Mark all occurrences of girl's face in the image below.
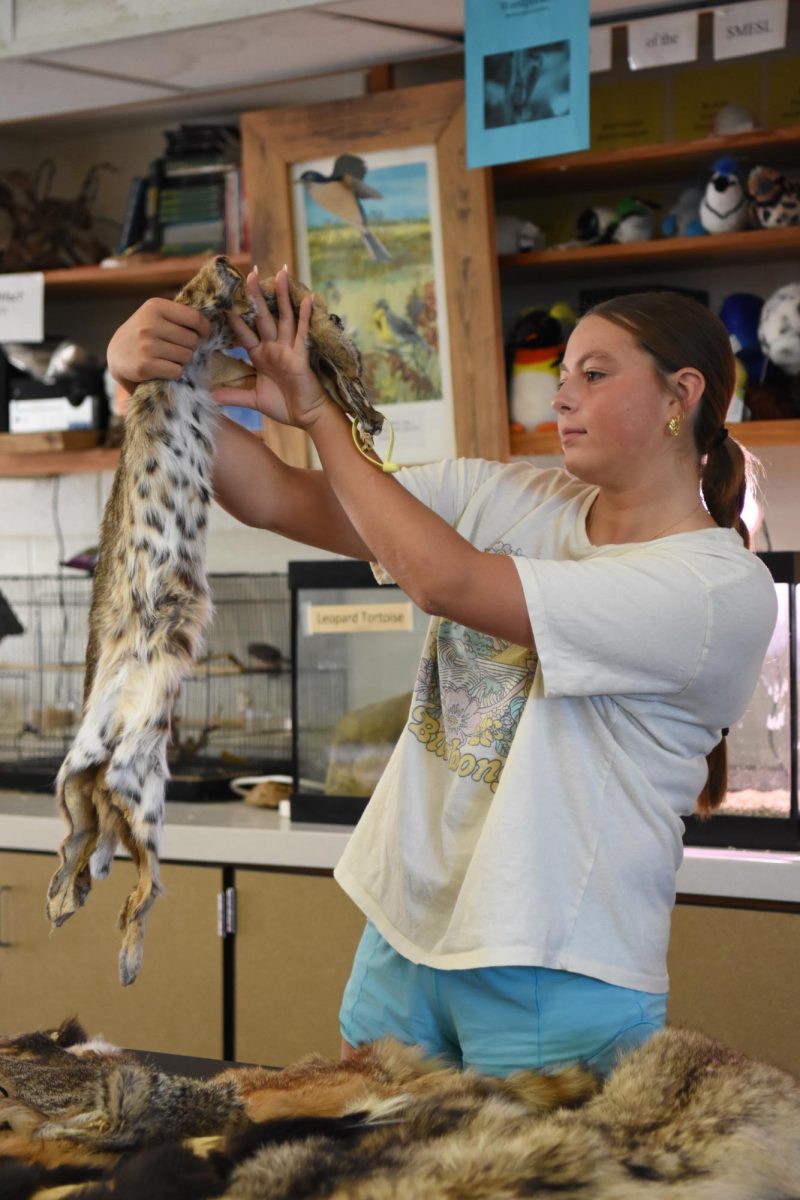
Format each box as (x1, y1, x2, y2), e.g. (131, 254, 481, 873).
(554, 315, 685, 485)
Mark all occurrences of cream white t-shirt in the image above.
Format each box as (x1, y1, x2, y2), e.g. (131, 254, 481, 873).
(333, 459, 778, 993)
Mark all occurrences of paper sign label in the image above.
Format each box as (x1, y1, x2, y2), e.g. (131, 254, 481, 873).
(627, 12, 698, 70)
(590, 25, 612, 73)
(713, 0, 787, 60)
(0, 272, 44, 342)
(306, 603, 414, 635)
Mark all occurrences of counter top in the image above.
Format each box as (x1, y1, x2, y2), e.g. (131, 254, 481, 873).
(1, 791, 799, 903)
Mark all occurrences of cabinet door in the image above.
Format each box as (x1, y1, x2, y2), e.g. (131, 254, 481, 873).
(667, 902, 800, 1079)
(235, 868, 364, 1066)
(0, 850, 224, 1058)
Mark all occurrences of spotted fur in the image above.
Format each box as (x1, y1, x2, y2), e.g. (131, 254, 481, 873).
(47, 256, 380, 986)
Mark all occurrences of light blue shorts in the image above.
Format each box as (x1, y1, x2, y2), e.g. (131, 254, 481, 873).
(340, 921, 667, 1078)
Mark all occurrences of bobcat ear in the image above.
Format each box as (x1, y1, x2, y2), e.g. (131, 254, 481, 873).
(213, 255, 247, 311)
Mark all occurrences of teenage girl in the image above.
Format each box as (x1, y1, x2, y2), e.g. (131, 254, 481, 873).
(107, 275, 776, 1077)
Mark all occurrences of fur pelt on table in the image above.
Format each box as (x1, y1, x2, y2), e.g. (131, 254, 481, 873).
(0, 1017, 798, 1199)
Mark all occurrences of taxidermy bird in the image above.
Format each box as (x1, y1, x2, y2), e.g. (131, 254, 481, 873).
(747, 165, 800, 228)
(700, 157, 749, 234)
(47, 256, 382, 987)
(297, 153, 391, 263)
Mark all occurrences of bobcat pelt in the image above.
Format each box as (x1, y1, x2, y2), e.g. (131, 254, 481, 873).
(47, 255, 380, 986)
(1, 1021, 798, 1199)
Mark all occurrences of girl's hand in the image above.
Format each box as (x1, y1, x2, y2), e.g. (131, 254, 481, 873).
(216, 266, 330, 430)
(107, 297, 211, 394)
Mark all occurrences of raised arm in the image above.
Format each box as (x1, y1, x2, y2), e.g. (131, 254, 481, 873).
(106, 295, 371, 559)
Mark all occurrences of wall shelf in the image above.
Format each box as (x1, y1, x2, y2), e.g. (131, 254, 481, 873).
(0, 446, 120, 477)
(499, 225, 800, 281)
(511, 420, 800, 457)
(37, 252, 253, 296)
(493, 125, 800, 197)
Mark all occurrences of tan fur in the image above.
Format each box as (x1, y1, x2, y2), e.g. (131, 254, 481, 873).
(46, 258, 381, 985)
(1, 1020, 798, 1198)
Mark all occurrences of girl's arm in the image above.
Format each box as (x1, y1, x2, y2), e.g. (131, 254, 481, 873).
(229, 268, 533, 649)
(106, 295, 371, 558)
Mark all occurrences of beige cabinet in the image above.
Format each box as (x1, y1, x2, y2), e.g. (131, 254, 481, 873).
(234, 867, 364, 1067)
(0, 850, 224, 1058)
(668, 901, 800, 1079)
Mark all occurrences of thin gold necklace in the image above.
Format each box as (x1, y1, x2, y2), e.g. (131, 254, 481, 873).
(590, 500, 704, 544)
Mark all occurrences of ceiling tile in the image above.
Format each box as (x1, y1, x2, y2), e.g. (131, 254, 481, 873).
(0, 58, 176, 121)
(37, 9, 456, 91)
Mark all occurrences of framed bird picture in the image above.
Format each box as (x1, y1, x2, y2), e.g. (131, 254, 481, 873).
(241, 80, 508, 468)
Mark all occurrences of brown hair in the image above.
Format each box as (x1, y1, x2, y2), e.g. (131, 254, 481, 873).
(585, 291, 758, 818)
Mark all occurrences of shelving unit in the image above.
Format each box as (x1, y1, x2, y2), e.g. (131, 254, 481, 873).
(511, 418, 800, 458)
(40, 252, 253, 296)
(0, 252, 255, 477)
(496, 123, 800, 459)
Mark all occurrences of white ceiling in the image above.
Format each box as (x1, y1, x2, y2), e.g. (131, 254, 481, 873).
(0, 0, 718, 127)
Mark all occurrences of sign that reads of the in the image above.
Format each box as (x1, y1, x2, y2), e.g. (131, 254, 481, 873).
(0, 272, 44, 343)
(306, 602, 415, 635)
(713, 0, 787, 61)
(627, 11, 698, 70)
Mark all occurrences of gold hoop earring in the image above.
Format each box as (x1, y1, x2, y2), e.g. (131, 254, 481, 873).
(667, 415, 681, 438)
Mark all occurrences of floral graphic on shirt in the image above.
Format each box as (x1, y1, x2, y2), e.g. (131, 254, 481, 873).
(407, 543, 537, 792)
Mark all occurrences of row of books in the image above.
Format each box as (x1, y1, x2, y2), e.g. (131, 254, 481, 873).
(116, 124, 248, 258)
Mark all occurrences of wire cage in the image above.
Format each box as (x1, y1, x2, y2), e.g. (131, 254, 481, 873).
(0, 573, 292, 799)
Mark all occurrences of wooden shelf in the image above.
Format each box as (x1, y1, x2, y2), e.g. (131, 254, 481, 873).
(499, 224, 800, 280)
(0, 445, 120, 477)
(493, 124, 800, 197)
(511, 420, 800, 457)
(38, 252, 253, 296)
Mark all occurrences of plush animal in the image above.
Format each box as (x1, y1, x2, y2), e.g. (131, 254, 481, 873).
(662, 186, 706, 238)
(700, 157, 749, 234)
(47, 257, 381, 986)
(494, 214, 544, 254)
(506, 307, 564, 431)
(747, 165, 800, 228)
(758, 281, 800, 375)
(610, 196, 659, 243)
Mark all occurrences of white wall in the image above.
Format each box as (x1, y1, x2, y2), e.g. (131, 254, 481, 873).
(0, 469, 335, 579)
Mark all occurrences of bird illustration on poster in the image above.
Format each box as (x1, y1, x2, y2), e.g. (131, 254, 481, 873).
(297, 154, 391, 262)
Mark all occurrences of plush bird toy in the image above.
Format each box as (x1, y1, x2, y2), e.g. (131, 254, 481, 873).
(610, 197, 660, 243)
(662, 187, 706, 238)
(747, 165, 800, 228)
(297, 153, 390, 263)
(700, 158, 749, 234)
(759, 282, 800, 376)
(506, 307, 565, 432)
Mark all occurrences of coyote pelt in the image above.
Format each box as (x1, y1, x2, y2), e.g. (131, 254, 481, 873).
(46, 255, 380, 986)
(1, 1021, 798, 1198)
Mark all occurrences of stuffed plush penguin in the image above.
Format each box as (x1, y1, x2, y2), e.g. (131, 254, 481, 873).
(747, 166, 800, 229)
(700, 157, 749, 234)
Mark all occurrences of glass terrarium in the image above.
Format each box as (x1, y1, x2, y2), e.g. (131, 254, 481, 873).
(684, 551, 798, 850)
(288, 560, 428, 824)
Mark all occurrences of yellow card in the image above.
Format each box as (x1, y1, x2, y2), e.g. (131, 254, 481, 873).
(307, 602, 414, 634)
(672, 61, 761, 141)
(765, 55, 800, 127)
(590, 78, 665, 150)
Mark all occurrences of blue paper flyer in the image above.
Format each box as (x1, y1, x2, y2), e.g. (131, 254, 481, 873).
(465, 0, 590, 168)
